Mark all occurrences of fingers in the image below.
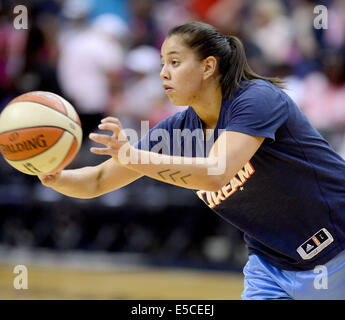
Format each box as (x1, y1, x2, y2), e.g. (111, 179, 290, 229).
(89, 133, 124, 148)
(100, 117, 123, 130)
(89, 117, 129, 159)
(89, 132, 112, 145)
(38, 171, 61, 186)
(38, 173, 57, 181)
(89, 117, 127, 145)
(98, 122, 121, 135)
(40, 175, 54, 184)
(101, 117, 121, 124)
(89, 147, 114, 155)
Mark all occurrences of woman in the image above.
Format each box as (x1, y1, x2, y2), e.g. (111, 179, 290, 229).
(39, 22, 345, 299)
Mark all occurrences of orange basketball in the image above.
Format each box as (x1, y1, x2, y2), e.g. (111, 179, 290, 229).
(0, 91, 83, 175)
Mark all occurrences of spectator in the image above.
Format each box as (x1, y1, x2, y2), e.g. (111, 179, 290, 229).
(323, 0, 345, 50)
(127, 0, 163, 48)
(188, 0, 245, 35)
(300, 51, 345, 132)
(57, 13, 128, 139)
(246, 0, 294, 66)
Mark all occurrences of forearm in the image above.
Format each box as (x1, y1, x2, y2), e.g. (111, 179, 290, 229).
(46, 158, 143, 198)
(123, 148, 225, 191)
(49, 166, 101, 199)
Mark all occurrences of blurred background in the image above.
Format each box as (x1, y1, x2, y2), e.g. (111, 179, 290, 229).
(0, 0, 344, 299)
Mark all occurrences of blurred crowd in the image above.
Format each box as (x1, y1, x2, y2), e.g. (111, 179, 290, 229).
(0, 0, 345, 270)
(1, 0, 345, 143)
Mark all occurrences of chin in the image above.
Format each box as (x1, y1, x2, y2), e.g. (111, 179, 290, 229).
(168, 95, 189, 107)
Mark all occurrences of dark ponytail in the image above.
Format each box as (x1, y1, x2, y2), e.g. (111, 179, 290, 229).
(168, 21, 285, 99)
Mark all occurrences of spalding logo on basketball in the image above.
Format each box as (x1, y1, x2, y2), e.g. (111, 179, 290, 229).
(0, 91, 83, 175)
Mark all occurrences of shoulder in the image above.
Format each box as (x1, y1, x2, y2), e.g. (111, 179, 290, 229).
(234, 79, 284, 103)
(226, 79, 289, 116)
(222, 79, 289, 139)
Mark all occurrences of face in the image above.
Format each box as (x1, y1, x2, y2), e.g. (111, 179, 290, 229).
(160, 35, 205, 106)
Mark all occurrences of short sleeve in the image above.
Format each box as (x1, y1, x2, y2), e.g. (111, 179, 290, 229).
(225, 83, 289, 142)
(134, 117, 172, 153)
(134, 110, 189, 155)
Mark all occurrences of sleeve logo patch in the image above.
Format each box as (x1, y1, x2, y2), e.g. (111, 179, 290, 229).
(297, 228, 334, 260)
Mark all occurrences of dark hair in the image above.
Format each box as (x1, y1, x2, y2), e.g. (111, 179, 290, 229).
(167, 21, 285, 98)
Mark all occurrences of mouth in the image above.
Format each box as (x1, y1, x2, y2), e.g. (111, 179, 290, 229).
(163, 84, 174, 93)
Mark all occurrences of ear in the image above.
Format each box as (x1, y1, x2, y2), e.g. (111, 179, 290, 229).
(202, 56, 218, 80)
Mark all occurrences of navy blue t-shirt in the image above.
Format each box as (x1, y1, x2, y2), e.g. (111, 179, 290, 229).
(135, 79, 345, 271)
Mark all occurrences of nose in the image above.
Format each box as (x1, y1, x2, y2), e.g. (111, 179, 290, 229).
(160, 65, 170, 80)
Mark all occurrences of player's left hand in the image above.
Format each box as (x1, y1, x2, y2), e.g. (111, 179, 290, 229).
(89, 117, 132, 164)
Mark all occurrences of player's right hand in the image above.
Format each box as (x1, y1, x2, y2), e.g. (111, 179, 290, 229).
(38, 171, 62, 187)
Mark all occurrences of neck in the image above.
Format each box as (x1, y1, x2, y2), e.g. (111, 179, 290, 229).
(191, 85, 223, 129)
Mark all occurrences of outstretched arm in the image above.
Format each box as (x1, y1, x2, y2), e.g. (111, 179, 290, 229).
(38, 158, 143, 199)
(89, 117, 264, 192)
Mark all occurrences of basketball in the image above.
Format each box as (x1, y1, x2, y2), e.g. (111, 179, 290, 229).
(0, 91, 83, 175)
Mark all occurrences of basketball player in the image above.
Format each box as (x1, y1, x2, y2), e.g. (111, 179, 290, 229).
(39, 22, 345, 299)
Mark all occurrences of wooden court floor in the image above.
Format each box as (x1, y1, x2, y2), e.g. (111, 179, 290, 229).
(0, 264, 244, 300)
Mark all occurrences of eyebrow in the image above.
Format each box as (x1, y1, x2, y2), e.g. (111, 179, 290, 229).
(160, 51, 180, 58)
